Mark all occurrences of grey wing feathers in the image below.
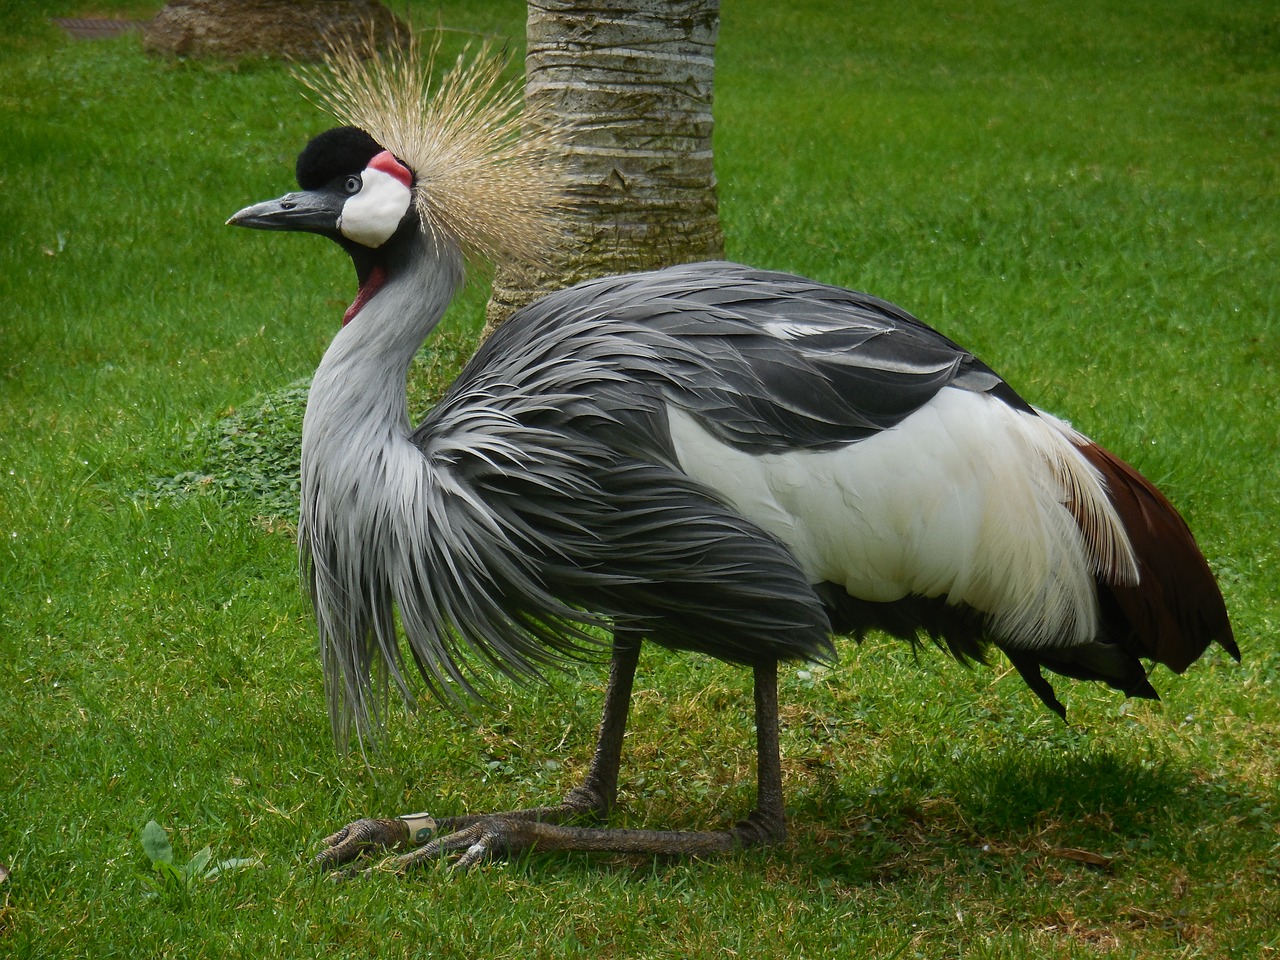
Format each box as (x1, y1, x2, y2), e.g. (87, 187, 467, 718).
(406, 386, 835, 687)
(485, 261, 1018, 453)
(393, 261, 1018, 694)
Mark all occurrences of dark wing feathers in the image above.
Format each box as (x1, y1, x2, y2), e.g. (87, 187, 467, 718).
(476, 457, 837, 666)
(482, 261, 1011, 454)
(411, 382, 835, 674)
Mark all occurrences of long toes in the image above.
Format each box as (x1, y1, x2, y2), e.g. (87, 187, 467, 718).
(385, 823, 498, 873)
(451, 840, 491, 871)
(314, 817, 410, 870)
(440, 823, 512, 871)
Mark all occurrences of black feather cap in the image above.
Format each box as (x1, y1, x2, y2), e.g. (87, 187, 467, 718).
(295, 126, 385, 191)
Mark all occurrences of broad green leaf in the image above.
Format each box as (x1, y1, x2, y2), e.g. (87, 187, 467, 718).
(140, 821, 173, 866)
(153, 860, 185, 886)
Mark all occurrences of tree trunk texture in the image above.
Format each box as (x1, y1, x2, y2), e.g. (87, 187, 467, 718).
(485, 0, 724, 331)
(144, 0, 402, 59)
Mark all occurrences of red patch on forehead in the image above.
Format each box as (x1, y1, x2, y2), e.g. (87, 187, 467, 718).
(368, 150, 412, 188)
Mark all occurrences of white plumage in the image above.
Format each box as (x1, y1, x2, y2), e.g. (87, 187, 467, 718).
(668, 386, 1134, 651)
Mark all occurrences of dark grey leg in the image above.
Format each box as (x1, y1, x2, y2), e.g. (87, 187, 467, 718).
(380, 657, 787, 870)
(316, 632, 642, 869)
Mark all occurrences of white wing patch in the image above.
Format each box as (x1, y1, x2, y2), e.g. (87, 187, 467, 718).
(667, 387, 1136, 650)
(761, 319, 828, 340)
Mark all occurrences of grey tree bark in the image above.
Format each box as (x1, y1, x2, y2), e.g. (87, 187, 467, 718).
(485, 0, 724, 330)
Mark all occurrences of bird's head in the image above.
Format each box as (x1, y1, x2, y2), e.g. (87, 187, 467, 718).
(229, 126, 418, 313)
(229, 126, 414, 250)
(226, 35, 566, 324)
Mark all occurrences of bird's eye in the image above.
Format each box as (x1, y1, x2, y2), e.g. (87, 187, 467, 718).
(344, 175, 362, 195)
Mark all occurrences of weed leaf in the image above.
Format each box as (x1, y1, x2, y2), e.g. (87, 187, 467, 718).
(153, 860, 185, 886)
(140, 820, 174, 866)
(184, 846, 213, 883)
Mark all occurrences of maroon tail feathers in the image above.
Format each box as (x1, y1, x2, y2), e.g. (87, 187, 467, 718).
(1005, 439, 1236, 717)
(1075, 441, 1238, 672)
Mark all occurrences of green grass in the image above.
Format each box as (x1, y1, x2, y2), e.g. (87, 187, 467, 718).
(2, 1, 1276, 957)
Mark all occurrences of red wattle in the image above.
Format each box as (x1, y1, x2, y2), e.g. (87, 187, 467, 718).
(368, 150, 413, 188)
(343, 265, 388, 326)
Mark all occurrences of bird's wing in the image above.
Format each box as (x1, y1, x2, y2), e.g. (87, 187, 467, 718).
(399, 261, 1020, 680)
(401, 262, 1232, 719)
(481, 260, 1029, 454)
(406, 370, 836, 682)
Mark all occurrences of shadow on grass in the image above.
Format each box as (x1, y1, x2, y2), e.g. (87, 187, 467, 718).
(789, 743, 1258, 887)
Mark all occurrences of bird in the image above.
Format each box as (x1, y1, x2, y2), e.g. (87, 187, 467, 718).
(228, 40, 1237, 871)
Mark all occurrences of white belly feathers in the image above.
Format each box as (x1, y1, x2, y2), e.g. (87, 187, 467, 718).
(667, 387, 1137, 650)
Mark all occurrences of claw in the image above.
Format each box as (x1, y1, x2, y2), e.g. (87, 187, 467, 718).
(314, 817, 410, 870)
(381, 817, 531, 872)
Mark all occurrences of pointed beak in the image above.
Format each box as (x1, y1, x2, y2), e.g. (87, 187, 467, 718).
(227, 189, 343, 233)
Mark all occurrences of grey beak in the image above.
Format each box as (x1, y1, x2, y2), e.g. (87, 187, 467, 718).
(227, 190, 343, 233)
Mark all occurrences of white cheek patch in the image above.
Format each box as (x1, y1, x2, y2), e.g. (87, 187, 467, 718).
(339, 153, 413, 248)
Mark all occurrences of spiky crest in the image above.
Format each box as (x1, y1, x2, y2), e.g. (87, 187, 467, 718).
(297, 31, 567, 265)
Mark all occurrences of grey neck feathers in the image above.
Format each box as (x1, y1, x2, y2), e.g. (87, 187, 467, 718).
(298, 233, 464, 742)
(305, 235, 463, 451)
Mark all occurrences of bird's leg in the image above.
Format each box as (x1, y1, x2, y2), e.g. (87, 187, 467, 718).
(315, 632, 641, 870)
(738, 655, 788, 845)
(417, 629, 642, 830)
(382, 658, 787, 871)
(553, 627, 641, 819)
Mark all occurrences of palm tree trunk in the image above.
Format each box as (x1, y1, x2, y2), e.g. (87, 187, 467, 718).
(486, 0, 724, 330)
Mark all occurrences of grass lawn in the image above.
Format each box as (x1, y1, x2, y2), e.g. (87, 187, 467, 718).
(2, 0, 1276, 956)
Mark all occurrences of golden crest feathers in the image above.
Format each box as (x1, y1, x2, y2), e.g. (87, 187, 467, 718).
(297, 32, 566, 266)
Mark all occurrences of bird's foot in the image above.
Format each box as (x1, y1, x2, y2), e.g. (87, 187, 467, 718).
(315, 782, 785, 874)
(314, 815, 416, 871)
(388, 816, 565, 872)
(730, 805, 787, 848)
(314, 787, 611, 873)
(365, 807, 785, 873)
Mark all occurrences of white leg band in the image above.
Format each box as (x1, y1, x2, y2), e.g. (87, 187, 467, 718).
(399, 813, 438, 846)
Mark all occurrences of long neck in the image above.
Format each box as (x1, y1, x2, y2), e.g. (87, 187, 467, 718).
(304, 232, 463, 451)
(297, 231, 464, 741)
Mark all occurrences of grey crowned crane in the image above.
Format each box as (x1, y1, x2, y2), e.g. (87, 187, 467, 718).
(228, 44, 1237, 871)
